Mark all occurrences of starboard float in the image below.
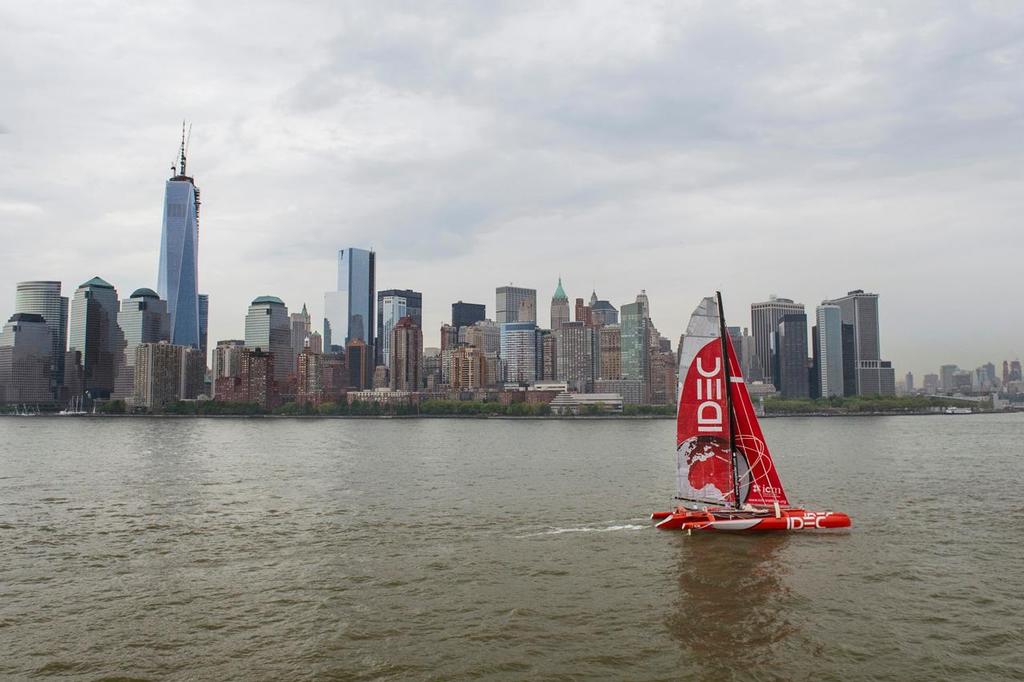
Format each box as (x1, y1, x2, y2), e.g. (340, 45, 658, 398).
(651, 293, 851, 532)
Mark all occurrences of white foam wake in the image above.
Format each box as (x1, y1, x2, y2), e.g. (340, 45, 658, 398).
(517, 523, 646, 537)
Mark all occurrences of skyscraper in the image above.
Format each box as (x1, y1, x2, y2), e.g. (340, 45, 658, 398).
(496, 286, 536, 325)
(774, 313, 809, 399)
(750, 296, 805, 386)
(14, 280, 68, 400)
(452, 301, 486, 330)
(290, 303, 312, 368)
(465, 320, 500, 355)
(377, 289, 421, 366)
(132, 342, 182, 410)
(815, 304, 844, 398)
(158, 126, 201, 349)
(599, 324, 622, 380)
(556, 321, 597, 392)
(390, 316, 423, 391)
(68, 277, 124, 400)
(500, 321, 540, 384)
(211, 339, 245, 398)
(590, 294, 618, 327)
(574, 298, 593, 327)
(346, 338, 371, 390)
(550, 278, 570, 330)
(113, 288, 170, 399)
(620, 302, 650, 400)
(244, 296, 291, 382)
(825, 290, 894, 396)
(324, 248, 375, 352)
(198, 293, 209, 360)
(0, 313, 53, 404)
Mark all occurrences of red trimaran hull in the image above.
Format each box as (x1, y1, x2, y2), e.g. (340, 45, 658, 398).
(653, 292, 851, 533)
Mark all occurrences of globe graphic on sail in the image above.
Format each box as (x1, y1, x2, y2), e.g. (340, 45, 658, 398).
(680, 436, 733, 500)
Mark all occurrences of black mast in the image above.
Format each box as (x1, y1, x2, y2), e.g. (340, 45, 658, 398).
(716, 291, 741, 509)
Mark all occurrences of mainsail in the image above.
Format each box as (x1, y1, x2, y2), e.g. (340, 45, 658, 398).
(675, 294, 789, 508)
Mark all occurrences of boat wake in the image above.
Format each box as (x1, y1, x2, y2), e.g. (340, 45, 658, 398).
(517, 522, 646, 537)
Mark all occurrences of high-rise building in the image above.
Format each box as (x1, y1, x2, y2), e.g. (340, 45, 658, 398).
(0, 313, 53, 404)
(556, 321, 597, 392)
(939, 364, 959, 391)
(591, 296, 618, 327)
(500, 321, 540, 384)
(751, 296, 805, 386)
(239, 347, 277, 409)
(496, 286, 536, 325)
(158, 128, 201, 349)
(923, 373, 939, 394)
(377, 290, 421, 367)
(650, 351, 677, 406)
(211, 339, 245, 398)
(290, 303, 312, 369)
(244, 296, 291, 382)
(450, 345, 487, 391)
(599, 324, 622, 380)
(773, 313, 809, 399)
(113, 288, 170, 399)
(550, 278, 570, 331)
(198, 293, 209, 361)
(296, 344, 324, 405)
(540, 330, 557, 381)
(1011, 360, 1023, 382)
(904, 372, 914, 394)
(841, 323, 856, 396)
(635, 290, 650, 319)
(68, 277, 124, 400)
(574, 298, 593, 327)
(389, 316, 423, 391)
(825, 289, 894, 396)
(133, 342, 182, 410)
(440, 324, 459, 353)
(346, 338, 371, 390)
(620, 302, 650, 401)
(815, 305, 844, 398)
(14, 281, 68, 400)
(324, 248, 375, 352)
(452, 301, 486, 330)
(465, 320, 500, 355)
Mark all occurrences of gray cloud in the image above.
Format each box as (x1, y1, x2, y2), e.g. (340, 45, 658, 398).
(1, 1, 1022, 378)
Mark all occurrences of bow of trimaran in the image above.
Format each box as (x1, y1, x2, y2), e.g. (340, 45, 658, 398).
(651, 292, 851, 532)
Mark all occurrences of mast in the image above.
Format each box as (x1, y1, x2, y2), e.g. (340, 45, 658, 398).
(716, 291, 741, 509)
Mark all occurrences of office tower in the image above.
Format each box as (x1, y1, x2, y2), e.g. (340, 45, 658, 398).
(211, 339, 245, 397)
(750, 296, 805, 386)
(181, 346, 206, 399)
(0, 313, 53, 404)
(635, 290, 650, 319)
(825, 289, 894, 396)
(590, 295, 618, 327)
(841, 323, 856, 396)
(450, 345, 486, 391)
(389, 316, 423, 390)
(289, 303, 311, 368)
(296, 343, 324, 405)
(939, 364, 959, 391)
(923, 373, 939, 394)
(465, 320, 500, 355)
(574, 298, 593, 327)
(496, 286, 536, 325)
(377, 291, 412, 367)
(500, 321, 540, 384)
(239, 348, 277, 409)
(133, 342, 183, 409)
(815, 305, 844, 398)
(452, 301, 486, 330)
(198, 294, 209, 360)
(14, 281, 68, 399)
(346, 338, 371, 390)
(773, 313, 809, 399)
(650, 351, 678, 406)
(440, 324, 459, 353)
(620, 302, 650, 401)
(556, 321, 597, 392)
(599, 324, 622, 380)
(113, 288, 170, 399)
(324, 248, 375, 352)
(244, 296, 291, 381)
(68, 277, 124, 400)
(550, 278, 570, 331)
(518, 298, 536, 324)
(307, 331, 323, 354)
(158, 127, 201, 349)
(540, 330, 557, 381)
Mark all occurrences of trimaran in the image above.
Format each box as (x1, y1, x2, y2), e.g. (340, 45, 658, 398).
(652, 292, 852, 532)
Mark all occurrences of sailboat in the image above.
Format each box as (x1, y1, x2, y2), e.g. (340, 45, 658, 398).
(651, 293, 851, 532)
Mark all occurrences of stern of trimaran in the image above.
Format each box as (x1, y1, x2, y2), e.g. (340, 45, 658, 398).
(651, 293, 851, 532)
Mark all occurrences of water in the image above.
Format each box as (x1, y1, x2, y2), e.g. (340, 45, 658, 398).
(1, 414, 1022, 680)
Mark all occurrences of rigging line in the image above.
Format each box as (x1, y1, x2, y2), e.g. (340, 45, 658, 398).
(716, 291, 741, 509)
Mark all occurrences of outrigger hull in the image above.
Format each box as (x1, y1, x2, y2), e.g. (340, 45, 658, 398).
(651, 508, 851, 532)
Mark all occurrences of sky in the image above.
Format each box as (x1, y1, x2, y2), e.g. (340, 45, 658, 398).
(1, 1, 1022, 379)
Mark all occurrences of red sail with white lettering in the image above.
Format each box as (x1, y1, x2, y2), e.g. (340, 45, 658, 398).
(723, 333, 790, 507)
(675, 297, 735, 506)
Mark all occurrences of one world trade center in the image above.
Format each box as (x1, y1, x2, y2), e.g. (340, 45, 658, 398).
(158, 125, 201, 349)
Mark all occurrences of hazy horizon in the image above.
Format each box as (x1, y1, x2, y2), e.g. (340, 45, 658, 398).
(2, 2, 1022, 380)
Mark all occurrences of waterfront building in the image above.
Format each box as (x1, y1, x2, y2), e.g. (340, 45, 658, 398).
(423, 348, 443, 389)
(198, 294, 209, 360)
(133, 342, 182, 410)
(549, 392, 624, 415)
(113, 288, 170, 399)
(824, 290, 894, 396)
(244, 296, 291, 381)
(841, 323, 857, 396)
(296, 343, 324, 405)
(556, 321, 597, 392)
(373, 365, 390, 389)
(158, 129, 202, 349)
(181, 346, 206, 399)
(377, 289, 422, 365)
(389, 316, 423, 391)
(593, 379, 645, 405)
(324, 248, 375, 352)
(550, 278, 570, 331)
(346, 338, 371, 390)
(450, 345, 487, 391)
(620, 302, 650, 401)
(452, 301, 486, 330)
(500, 321, 540, 384)
(773, 313, 809, 399)
(750, 296, 805, 386)
(211, 340, 245, 397)
(14, 281, 68, 399)
(0, 313, 53, 404)
(496, 286, 536, 325)
(540, 330, 557, 381)
(599, 324, 622, 380)
(815, 305, 844, 398)
(68, 276, 124, 400)
(240, 348, 277, 409)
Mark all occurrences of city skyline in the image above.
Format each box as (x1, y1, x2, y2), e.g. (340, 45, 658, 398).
(2, 4, 1023, 380)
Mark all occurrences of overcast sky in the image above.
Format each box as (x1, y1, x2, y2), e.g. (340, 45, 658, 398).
(1, 1, 1022, 379)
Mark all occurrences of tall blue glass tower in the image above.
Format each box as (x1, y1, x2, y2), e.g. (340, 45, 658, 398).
(324, 248, 375, 354)
(158, 125, 201, 349)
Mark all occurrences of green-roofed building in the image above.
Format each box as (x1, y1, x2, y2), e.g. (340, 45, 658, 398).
(68, 276, 125, 400)
(245, 296, 291, 382)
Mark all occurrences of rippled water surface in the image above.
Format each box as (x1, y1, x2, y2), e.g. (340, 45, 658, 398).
(1, 414, 1023, 680)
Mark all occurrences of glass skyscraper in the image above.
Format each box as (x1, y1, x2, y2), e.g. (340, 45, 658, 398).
(244, 296, 292, 382)
(68, 276, 124, 400)
(324, 248, 375, 353)
(158, 133, 201, 349)
(0, 313, 53, 404)
(113, 288, 170, 399)
(500, 321, 540, 385)
(815, 304, 844, 398)
(14, 280, 68, 400)
(377, 289, 421, 366)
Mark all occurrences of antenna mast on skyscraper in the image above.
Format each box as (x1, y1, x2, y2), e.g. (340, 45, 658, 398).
(178, 119, 189, 176)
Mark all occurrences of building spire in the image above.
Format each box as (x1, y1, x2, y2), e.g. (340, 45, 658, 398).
(178, 120, 191, 176)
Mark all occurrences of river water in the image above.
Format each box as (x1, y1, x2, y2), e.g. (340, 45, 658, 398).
(1, 414, 1022, 680)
